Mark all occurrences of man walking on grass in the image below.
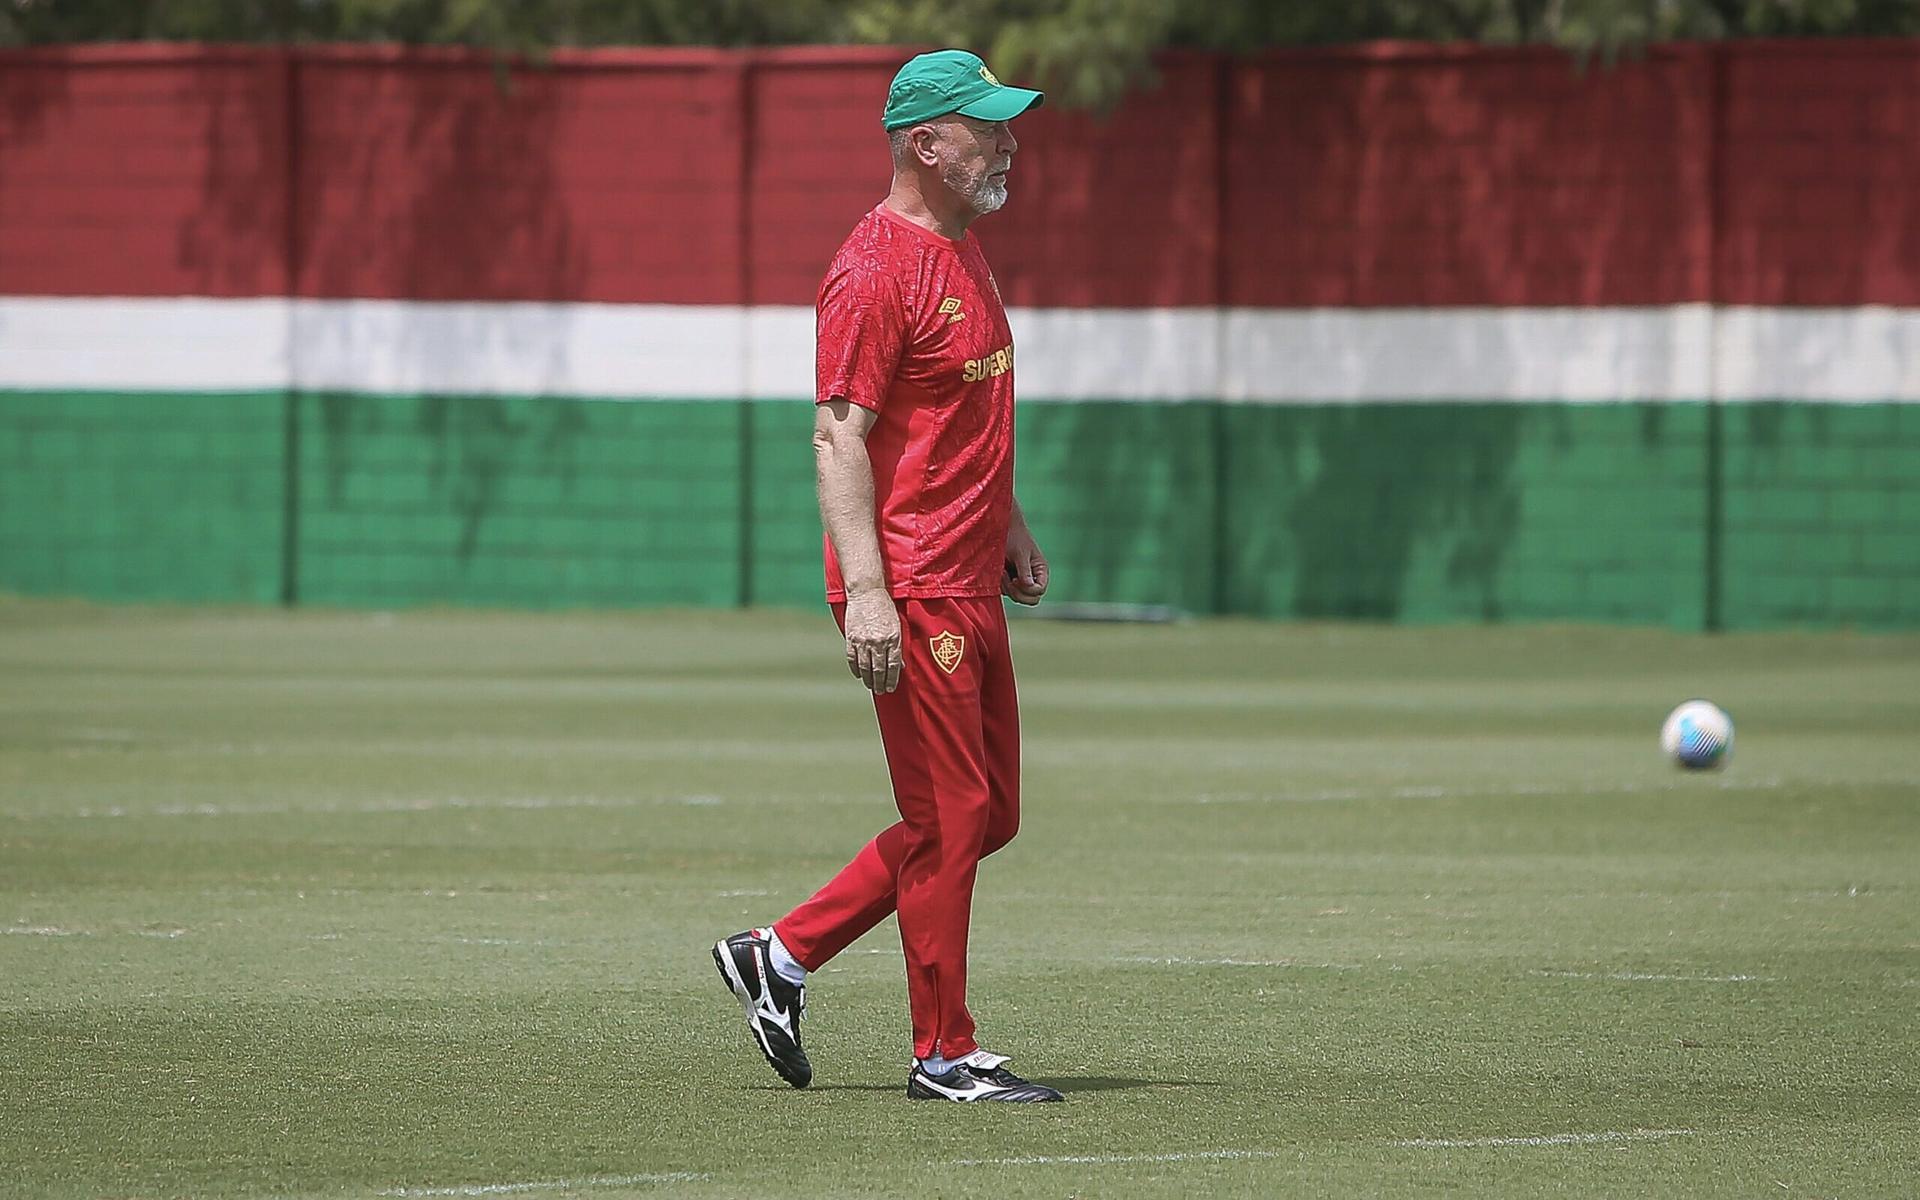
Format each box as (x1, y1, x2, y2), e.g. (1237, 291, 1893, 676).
(713, 49, 1059, 1103)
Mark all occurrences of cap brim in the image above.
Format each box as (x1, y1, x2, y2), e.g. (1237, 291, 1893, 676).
(956, 87, 1044, 123)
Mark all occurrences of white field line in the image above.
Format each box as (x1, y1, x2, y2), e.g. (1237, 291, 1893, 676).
(20, 773, 1918, 822)
(1392, 1128, 1695, 1149)
(6, 926, 187, 939)
(30, 794, 725, 820)
(379, 1172, 707, 1197)
(4, 927, 1774, 983)
(378, 1135, 1696, 1190)
(1536, 970, 1776, 983)
(40, 736, 868, 765)
(1182, 777, 1796, 805)
(1124, 958, 1769, 982)
(953, 1134, 1693, 1168)
(13, 927, 544, 945)
(1120, 955, 1376, 971)
(306, 933, 557, 947)
(951, 1150, 1280, 1167)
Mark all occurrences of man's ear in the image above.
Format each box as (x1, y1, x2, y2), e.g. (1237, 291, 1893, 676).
(909, 125, 941, 167)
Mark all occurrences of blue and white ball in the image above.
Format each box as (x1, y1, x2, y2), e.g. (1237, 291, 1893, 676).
(1661, 700, 1734, 770)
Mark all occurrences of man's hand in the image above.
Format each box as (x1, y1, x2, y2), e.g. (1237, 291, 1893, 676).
(844, 588, 904, 693)
(1003, 523, 1049, 607)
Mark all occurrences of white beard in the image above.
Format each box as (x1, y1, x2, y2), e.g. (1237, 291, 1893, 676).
(972, 176, 1009, 214)
(944, 157, 1010, 216)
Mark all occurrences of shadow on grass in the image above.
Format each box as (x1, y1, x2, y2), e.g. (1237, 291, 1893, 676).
(1035, 1077, 1222, 1093)
(757, 1077, 1221, 1094)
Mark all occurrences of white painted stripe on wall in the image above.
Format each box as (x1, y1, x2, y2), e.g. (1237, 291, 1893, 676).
(0, 296, 291, 391)
(1012, 308, 1225, 400)
(3, 296, 1918, 402)
(1220, 305, 1717, 402)
(1716, 305, 1920, 402)
(746, 304, 812, 401)
(292, 299, 749, 398)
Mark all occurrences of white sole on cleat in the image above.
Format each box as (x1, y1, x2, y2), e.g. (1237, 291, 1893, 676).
(906, 1069, 1063, 1103)
(908, 1072, 991, 1101)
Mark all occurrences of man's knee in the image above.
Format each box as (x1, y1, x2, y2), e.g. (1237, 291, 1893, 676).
(980, 807, 1019, 857)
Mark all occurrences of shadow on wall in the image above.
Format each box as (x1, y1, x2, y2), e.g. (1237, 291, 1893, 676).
(301, 57, 592, 571)
(1205, 53, 1698, 619)
(178, 56, 289, 294)
(1719, 45, 1920, 311)
(1216, 311, 1537, 620)
(0, 59, 66, 371)
(983, 64, 1219, 613)
(315, 392, 586, 563)
(0, 54, 70, 242)
(416, 394, 587, 561)
(1273, 405, 1524, 620)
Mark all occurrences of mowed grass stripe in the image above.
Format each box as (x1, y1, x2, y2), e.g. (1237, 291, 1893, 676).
(1, 600, 1916, 1199)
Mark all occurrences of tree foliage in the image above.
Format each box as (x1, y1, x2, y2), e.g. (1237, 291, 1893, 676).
(4, 0, 1915, 106)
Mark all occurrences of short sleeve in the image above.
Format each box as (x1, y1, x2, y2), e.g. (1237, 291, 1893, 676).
(816, 263, 906, 413)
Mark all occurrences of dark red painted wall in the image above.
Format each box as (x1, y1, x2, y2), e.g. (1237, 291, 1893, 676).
(292, 51, 749, 303)
(1717, 41, 1920, 306)
(1224, 48, 1716, 307)
(0, 48, 292, 297)
(1, 41, 1915, 307)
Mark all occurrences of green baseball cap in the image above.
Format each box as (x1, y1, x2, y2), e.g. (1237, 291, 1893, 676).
(881, 49, 1044, 131)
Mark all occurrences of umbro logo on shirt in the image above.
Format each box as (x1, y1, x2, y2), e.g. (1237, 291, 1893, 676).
(938, 296, 966, 324)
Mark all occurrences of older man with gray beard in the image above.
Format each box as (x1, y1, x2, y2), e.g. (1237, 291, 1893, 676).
(713, 50, 1061, 1103)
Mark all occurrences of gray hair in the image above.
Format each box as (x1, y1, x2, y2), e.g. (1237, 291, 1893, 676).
(888, 127, 913, 167)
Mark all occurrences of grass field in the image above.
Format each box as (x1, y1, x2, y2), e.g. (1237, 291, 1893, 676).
(2, 598, 1917, 1198)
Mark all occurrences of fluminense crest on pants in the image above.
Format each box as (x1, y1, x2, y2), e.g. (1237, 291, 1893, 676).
(930, 631, 965, 674)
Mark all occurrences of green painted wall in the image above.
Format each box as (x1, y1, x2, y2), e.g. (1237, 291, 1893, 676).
(1721, 403, 1920, 629)
(0, 392, 285, 604)
(1, 391, 1915, 628)
(296, 393, 743, 609)
(1212, 404, 1711, 627)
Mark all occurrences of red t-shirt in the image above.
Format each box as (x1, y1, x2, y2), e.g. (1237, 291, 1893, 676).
(816, 204, 1016, 601)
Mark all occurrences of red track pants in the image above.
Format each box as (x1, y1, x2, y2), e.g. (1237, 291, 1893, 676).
(773, 595, 1020, 1062)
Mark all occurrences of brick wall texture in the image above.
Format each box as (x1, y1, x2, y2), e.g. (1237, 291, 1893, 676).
(1, 42, 1917, 628)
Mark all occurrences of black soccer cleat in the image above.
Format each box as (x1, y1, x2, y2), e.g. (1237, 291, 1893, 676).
(906, 1053, 1063, 1103)
(712, 928, 811, 1088)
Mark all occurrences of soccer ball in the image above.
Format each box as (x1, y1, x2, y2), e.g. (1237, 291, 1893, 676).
(1661, 700, 1733, 770)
